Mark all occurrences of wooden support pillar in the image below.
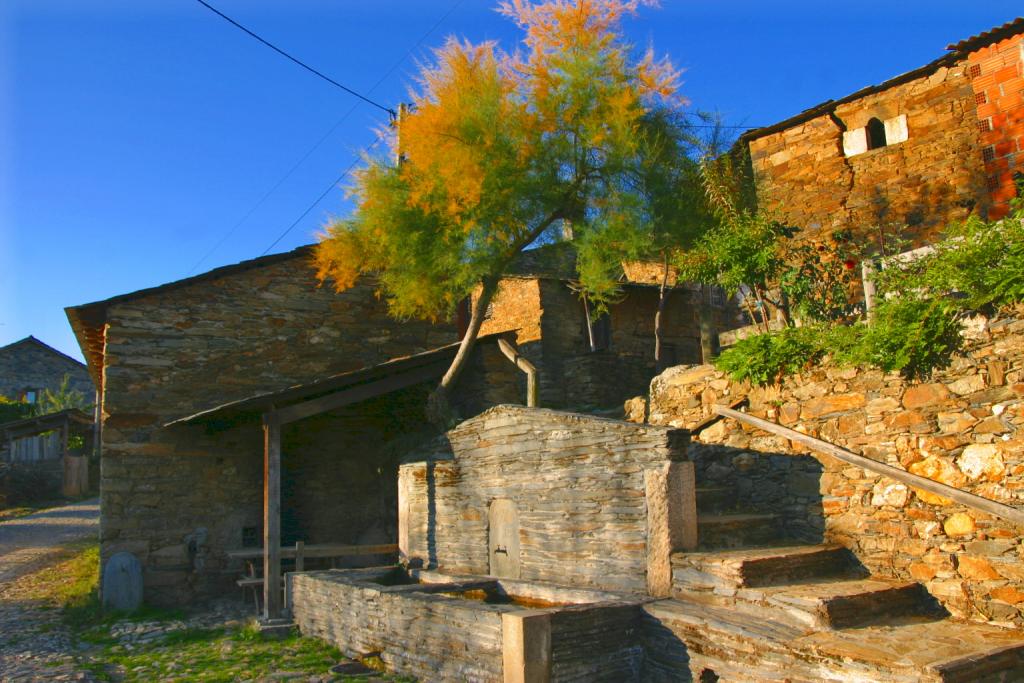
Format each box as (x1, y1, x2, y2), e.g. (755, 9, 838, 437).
(263, 411, 282, 620)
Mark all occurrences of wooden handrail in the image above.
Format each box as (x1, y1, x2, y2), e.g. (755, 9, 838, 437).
(714, 405, 1024, 526)
(497, 338, 538, 408)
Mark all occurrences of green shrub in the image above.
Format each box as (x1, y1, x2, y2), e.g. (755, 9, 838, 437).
(874, 205, 1024, 312)
(829, 298, 963, 380)
(0, 396, 32, 424)
(715, 326, 826, 386)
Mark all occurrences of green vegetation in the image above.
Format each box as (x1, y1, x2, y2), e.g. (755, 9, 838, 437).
(715, 326, 826, 386)
(0, 395, 32, 423)
(34, 373, 92, 416)
(87, 628, 355, 683)
(315, 0, 688, 420)
(19, 542, 402, 681)
(706, 198, 1024, 386)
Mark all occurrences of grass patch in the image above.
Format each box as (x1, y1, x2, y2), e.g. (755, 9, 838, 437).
(16, 542, 412, 681)
(97, 627, 356, 683)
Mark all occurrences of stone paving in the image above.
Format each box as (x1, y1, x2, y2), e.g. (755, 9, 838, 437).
(0, 499, 101, 682)
(0, 499, 99, 584)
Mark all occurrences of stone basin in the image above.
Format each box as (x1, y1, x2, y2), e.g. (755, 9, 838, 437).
(288, 566, 648, 682)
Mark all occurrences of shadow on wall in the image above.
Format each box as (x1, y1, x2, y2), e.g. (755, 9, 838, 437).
(689, 442, 826, 546)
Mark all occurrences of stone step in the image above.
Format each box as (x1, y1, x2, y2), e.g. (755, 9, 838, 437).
(696, 513, 781, 549)
(642, 598, 1024, 682)
(672, 544, 858, 590)
(745, 578, 939, 630)
(695, 486, 735, 514)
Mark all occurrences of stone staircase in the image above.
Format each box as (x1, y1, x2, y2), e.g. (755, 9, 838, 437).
(641, 481, 1024, 681)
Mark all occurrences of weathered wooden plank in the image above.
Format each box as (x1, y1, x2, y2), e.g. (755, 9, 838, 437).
(275, 362, 448, 424)
(227, 543, 398, 562)
(263, 411, 282, 620)
(715, 405, 1024, 526)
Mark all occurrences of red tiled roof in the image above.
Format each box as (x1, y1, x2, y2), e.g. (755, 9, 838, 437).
(947, 17, 1024, 52)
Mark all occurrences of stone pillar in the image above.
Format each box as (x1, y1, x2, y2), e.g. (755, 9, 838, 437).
(645, 460, 697, 598)
(502, 610, 551, 683)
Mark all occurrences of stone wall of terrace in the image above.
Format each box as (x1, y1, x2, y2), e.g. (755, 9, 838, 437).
(639, 307, 1024, 626)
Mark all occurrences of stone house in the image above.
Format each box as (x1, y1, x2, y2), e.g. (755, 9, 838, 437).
(741, 17, 1024, 250)
(479, 242, 738, 410)
(0, 335, 94, 405)
(67, 242, 731, 606)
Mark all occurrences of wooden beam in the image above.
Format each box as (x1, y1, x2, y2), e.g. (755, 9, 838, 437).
(276, 362, 448, 425)
(497, 338, 538, 408)
(715, 406, 1024, 526)
(262, 411, 282, 620)
(689, 398, 748, 435)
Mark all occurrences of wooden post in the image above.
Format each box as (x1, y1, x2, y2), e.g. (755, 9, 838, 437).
(294, 541, 304, 573)
(862, 259, 877, 320)
(262, 411, 282, 620)
(497, 338, 538, 408)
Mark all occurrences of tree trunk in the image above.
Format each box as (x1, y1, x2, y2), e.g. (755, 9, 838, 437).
(426, 275, 501, 425)
(654, 252, 670, 372)
(699, 285, 716, 364)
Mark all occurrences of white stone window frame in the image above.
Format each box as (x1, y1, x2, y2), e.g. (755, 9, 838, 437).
(842, 114, 908, 157)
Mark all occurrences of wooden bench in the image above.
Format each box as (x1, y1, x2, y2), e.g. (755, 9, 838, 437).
(230, 542, 399, 611)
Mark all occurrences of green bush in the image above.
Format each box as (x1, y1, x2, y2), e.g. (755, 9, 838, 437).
(829, 298, 963, 381)
(715, 326, 826, 385)
(0, 396, 32, 424)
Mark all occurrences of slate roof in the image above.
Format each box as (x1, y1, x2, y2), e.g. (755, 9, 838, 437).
(0, 336, 86, 369)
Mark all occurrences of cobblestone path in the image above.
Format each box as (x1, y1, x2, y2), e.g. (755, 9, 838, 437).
(0, 499, 99, 584)
(0, 499, 100, 682)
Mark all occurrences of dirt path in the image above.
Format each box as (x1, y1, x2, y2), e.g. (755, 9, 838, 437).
(0, 499, 99, 585)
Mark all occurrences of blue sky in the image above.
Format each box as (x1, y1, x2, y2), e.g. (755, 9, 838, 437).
(1, 1, 1020, 361)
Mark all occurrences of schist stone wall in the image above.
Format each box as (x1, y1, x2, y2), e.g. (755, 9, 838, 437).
(290, 568, 646, 683)
(0, 338, 93, 402)
(399, 406, 694, 595)
(95, 253, 461, 605)
(640, 306, 1024, 626)
(481, 276, 734, 410)
(747, 62, 987, 247)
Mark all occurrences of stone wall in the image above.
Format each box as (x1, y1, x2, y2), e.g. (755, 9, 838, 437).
(96, 253, 462, 605)
(0, 338, 93, 403)
(641, 308, 1024, 626)
(399, 405, 691, 594)
(747, 61, 987, 248)
(290, 568, 646, 683)
(482, 276, 737, 410)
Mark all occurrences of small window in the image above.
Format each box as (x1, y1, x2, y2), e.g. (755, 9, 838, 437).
(866, 117, 887, 150)
(21, 389, 38, 404)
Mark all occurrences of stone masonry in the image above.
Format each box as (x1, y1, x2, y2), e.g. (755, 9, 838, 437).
(67, 248, 460, 605)
(744, 19, 1024, 248)
(639, 305, 1024, 627)
(0, 336, 93, 403)
(399, 406, 693, 594)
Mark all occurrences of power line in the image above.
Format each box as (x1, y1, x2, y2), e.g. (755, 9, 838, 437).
(259, 135, 386, 257)
(188, 0, 466, 273)
(194, 0, 396, 117)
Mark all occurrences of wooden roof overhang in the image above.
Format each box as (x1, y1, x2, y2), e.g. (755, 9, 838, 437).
(0, 408, 93, 441)
(162, 333, 510, 625)
(163, 332, 508, 429)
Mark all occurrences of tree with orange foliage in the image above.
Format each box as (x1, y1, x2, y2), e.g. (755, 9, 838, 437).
(315, 0, 682, 421)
